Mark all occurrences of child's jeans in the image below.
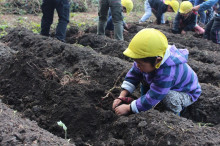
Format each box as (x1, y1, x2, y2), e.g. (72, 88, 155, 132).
(139, 0, 152, 22)
(204, 14, 220, 44)
(162, 90, 194, 113)
(141, 85, 193, 113)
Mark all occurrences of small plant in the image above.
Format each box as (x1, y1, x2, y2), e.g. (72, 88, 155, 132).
(198, 122, 214, 127)
(13, 110, 17, 117)
(30, 21, 41, 34)
(57, 121, 68, 139)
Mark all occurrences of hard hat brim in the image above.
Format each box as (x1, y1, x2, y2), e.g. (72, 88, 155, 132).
(123, 47, 144, 59)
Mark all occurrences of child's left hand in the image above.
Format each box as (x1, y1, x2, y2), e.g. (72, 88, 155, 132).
(181, 30, 186, 35)
(114, 104, 131, 116)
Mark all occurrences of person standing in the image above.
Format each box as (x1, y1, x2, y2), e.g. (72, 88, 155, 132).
(97, 0, 125, 40)
(41, 0, 70, 42)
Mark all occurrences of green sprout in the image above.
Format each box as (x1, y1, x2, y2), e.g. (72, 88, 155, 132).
(57, 121, 67, 139)
(13, 110, 17, 117)
(167, 16, 172, 21)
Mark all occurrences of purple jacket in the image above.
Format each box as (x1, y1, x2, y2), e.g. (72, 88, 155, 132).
(121, 45, 202, 113)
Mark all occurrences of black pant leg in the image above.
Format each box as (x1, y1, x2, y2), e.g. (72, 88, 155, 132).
(55, 0, 70, 42)
(41, 0, 55, 36)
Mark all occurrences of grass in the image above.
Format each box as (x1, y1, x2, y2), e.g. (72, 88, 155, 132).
(0, 10, 176, 38)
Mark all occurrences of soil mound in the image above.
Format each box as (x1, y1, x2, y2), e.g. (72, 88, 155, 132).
(0, 27, 220, 145)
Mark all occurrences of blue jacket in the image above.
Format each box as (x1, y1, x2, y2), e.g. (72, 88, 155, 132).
(199, 0, 220, 12)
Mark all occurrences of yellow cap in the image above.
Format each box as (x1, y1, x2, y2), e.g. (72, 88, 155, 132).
(121, 0, 133, 14)
(123, 28, 168, 68)
(179, 1, 193, 14)
(165, 0, 180, 13)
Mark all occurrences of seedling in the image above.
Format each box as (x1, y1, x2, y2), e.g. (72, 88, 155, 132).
(57, 121, 67, 139)
(198, 122, 214, 127)
(167, 16, 172, 28)
(13, 110, 17, 117)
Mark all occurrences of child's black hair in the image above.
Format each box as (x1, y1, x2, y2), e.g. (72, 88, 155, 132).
(140, 57, 157, 67)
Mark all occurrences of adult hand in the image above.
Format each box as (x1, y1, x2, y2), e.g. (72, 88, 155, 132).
(112, 98, 122, 109)
(115, 104, 131, 116)
(192, 5, 200, 11)
(181, 30, 186, 35)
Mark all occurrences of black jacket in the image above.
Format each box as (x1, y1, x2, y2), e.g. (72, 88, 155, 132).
(172, 12, 197, 33)
(149, 0, 168, 24)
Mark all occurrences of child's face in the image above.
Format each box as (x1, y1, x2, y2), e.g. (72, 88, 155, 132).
(167, 5, 174, 12)
(181, 11, 192, 17)
(134, 59, 156, 73)
(123, 6, 127, 13)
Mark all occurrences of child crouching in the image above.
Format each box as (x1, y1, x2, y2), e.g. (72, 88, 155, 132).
(112, 28, 202, 116)
(172, 1, 204, 35)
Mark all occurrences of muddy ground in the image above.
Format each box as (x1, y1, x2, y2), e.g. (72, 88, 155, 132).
(0, 22, 219, 145)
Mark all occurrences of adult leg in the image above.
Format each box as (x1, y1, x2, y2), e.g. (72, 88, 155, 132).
(110, 0, 123, 40)
(55, 0, 70, 42)
(97, 0, 109, 35)
(210, 14, 220, 44)
(162, 90, 194, 114)
(41, 0, 55, 36)
(139, 0, 152, 22)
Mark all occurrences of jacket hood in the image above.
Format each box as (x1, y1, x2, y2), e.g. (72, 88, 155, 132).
(161, 45, 188, 67)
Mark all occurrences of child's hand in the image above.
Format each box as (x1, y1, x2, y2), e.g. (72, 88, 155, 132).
(112, 98, 122, 109)
(181, 30, 186, 35)
(114, 104, 131, 116)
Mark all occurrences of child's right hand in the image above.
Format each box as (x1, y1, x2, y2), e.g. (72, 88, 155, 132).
(112, 98, 122, 109)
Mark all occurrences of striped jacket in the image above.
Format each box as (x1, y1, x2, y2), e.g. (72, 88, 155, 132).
(121, 45, 202, 113)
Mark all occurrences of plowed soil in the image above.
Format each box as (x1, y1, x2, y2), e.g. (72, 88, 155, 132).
(0, 22, 219, 145)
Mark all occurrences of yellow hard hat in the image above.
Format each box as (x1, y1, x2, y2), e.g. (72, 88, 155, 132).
(123, 28, 168, 68)
(165, 0, 180, 13)
(179, 1, 193, 14)
(121, 0, 133, 14)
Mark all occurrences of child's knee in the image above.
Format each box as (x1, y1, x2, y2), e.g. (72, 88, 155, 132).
(162, 91, 183, 113)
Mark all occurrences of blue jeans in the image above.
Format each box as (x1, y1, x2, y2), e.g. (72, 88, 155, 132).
(139, 0, 165, 24)
(41, 0, 70, 42)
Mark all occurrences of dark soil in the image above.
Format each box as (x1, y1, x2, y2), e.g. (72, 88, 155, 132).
(0, 23, 220, 145)
(0, 99, 74, 145)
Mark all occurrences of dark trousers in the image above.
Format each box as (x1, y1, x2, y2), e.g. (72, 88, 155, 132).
(41, 0, 70, 42)
(204, 14, 220, 44)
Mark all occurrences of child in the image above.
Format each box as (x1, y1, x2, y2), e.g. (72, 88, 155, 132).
(105, 0, 133, 37)
(172, 1, 205, 35)
(193, 0, 220, 44)
(112, 28, 202, 116)
(139, 0, 179, 24)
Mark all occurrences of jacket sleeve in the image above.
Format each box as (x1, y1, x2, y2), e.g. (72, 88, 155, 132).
(172, 13, 181, 33)
(199, 0, 218, 11)
(131, 73, 174, 113)
(184, 14, 197, 31)
(121, 62, 142, 93)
